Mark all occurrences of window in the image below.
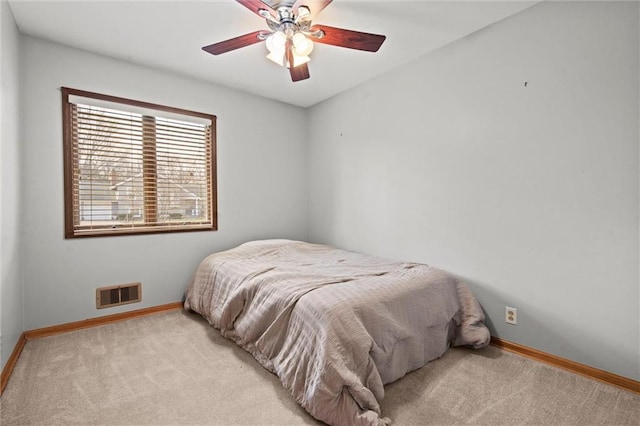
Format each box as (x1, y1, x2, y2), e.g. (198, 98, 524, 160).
(62, 87, 217, 238)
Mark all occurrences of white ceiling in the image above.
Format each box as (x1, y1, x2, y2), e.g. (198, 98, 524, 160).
(8, 0, 537, 108)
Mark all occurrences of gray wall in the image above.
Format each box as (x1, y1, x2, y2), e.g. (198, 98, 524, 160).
(307, 1, 639, 380)
(19, 36, 308, 331)
(1, 0, 24, 369)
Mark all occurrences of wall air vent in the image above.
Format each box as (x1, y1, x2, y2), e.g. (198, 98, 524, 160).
(96, 282, 142, 309)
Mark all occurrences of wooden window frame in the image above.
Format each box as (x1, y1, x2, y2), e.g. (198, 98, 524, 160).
(62, 87, 217, 238)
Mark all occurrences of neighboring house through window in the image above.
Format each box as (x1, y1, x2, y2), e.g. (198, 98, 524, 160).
(62, 87, 217, 238)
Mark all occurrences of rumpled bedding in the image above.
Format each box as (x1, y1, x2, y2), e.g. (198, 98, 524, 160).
(184, 239, 490, 425)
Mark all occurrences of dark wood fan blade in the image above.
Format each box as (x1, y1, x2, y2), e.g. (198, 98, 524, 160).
(236, 0, 273, 17)
(202, 31, 264, 55)
(293, 0, 333, 18)
(285, 39, 310, 82)
(260, 0, 287, 9)
(311, 25, 386, 52)
(290, 62, 310, 82)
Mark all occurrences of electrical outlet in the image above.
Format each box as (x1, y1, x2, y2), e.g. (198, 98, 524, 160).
(506, 307, 517, 325)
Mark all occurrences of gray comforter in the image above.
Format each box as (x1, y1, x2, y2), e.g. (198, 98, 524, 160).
(184, 240, 489, 425)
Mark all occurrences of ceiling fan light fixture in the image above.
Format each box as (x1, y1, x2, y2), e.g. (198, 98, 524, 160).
(266, 30, 313, 69)
(266, 51, 285, 67)
(292, 32, 314, 56)
(266, 50, 310, 69)
(266, 30, 286, 53)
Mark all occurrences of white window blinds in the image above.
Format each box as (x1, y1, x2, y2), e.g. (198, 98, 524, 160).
(62, 87, 217, 238)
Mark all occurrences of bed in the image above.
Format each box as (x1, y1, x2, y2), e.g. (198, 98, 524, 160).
(184, 239, 490, 425)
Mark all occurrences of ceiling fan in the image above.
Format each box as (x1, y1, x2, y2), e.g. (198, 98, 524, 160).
(202, 0, 386, 82)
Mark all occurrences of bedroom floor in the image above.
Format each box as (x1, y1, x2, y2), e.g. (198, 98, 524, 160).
(1, 309, 639, 425)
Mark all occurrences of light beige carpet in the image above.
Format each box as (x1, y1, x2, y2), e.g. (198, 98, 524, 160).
(1, 309, 638, 425)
